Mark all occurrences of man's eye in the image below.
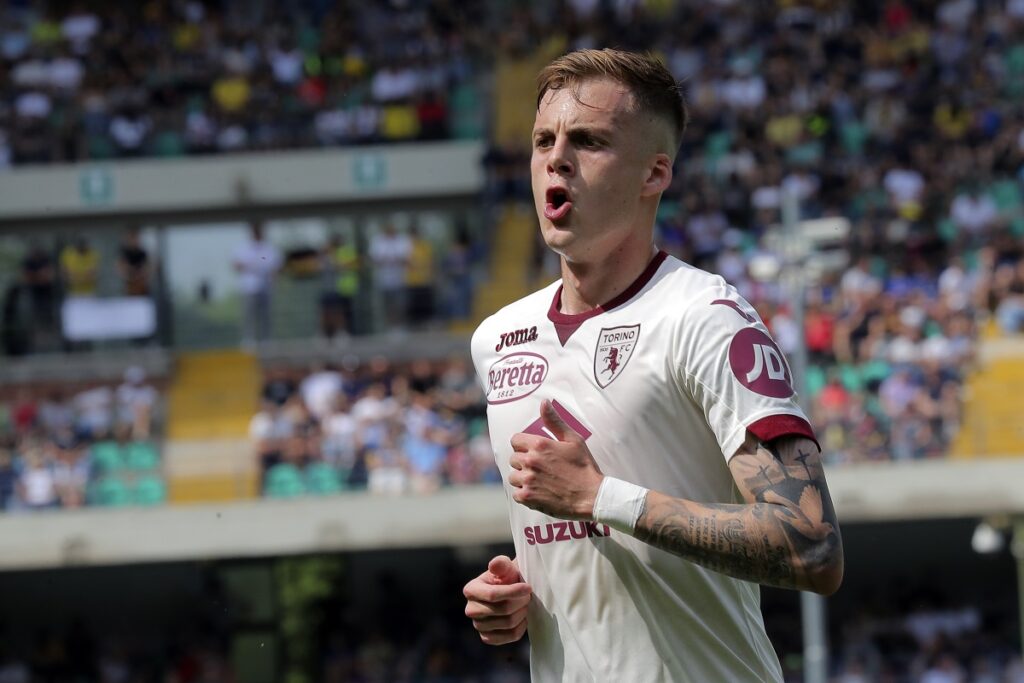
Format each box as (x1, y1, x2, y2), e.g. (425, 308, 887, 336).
(535, 137, 553, 148)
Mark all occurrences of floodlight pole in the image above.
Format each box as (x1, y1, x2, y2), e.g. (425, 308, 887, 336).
(780, 189, 829, 683)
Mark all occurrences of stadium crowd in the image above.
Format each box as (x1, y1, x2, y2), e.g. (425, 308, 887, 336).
(0, 367, 164, 511)
(0, 0, 484, 165)
(251, 355, 494, 497)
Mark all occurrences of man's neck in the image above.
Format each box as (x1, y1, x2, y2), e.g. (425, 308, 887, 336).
(558, 242, 659, 315)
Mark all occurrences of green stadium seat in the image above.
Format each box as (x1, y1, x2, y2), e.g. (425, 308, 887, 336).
(450, 83, 483, 139)
(264, 464, 306, 498)
(839, 364, 864, 392)
(937, 217, 958, 242)
(805, 365, 827, 399)
(133, 475, 167, 506)
(125, 442, 160, 472)
(90, 477, 132, 507)
(86, 135, 116, 160)
(1012, 216, 1024, 237)
(839, 121, 867, 155)
(990, 179, 1022, 214)
(468, 417, 487, 439)
(90, 442, 124, 474)
(860, 360, 891, 387)
(305, 462, 342, 495)
(150, 131, 185, 157)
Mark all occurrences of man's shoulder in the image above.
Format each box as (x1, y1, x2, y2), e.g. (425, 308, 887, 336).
(647, 254, 739, 315)
(470, 280, 560, 359)
(647, 255, 768, 339)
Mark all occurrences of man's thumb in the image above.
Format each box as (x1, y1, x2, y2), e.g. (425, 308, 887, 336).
(540, 399, 574, 441)
(488, 555, 519, 583)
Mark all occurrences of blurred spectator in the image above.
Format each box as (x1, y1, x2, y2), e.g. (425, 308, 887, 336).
(0, 447, 18, 511)
(115, 366, 158, 440)
(368, 224, 411, 331)
(233, 222, 281, 347)
(318, 234, 359, 339)
(117, 229, 151, 297)
(73, 383, 113, 441)
(16, 443, 58, 510)
(405, 225, 436, 329)
(442, 233, 474, 321)
(59, 237, 99, 298)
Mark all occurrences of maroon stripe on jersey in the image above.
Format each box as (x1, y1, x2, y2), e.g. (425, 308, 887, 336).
(747, 414, 821, 452)
(548, 250, 668, 346)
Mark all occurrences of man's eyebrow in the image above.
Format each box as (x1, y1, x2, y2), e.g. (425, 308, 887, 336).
(532, 124, 616, 138)
(566, 124, 614, 137)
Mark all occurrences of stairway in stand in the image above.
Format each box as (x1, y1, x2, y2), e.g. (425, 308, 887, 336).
(950, 334, 1024, 458)
(165, 350, 260, 502)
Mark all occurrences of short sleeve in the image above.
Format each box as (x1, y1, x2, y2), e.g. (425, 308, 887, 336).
(675, 282, 817, 461)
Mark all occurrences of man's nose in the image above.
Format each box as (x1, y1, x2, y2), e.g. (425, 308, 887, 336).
(547, 137, 575, 176)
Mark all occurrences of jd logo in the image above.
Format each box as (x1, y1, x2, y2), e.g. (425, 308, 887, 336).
(746, 343, 787, 383)
(729, 328, 793, 398)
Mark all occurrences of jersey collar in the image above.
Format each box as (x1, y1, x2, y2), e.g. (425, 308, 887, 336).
(548, 250, 668, 346)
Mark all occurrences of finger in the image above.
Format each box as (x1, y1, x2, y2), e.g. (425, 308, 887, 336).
(508, 470, 523, 488)
(510, 433, 531, 453)
(479, 620, 528, 646)
(464, 579, 531, 603)
(471, 605, 530, 633)
(487, 555, 524, 584)
(509, 451, 523, 471)
(465, 592, 532, 620)
(540, 399, 577, 442)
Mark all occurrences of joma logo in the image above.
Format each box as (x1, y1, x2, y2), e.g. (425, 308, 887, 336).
(496, 326, 538, 352)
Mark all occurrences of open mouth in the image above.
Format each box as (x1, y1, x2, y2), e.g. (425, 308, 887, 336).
(544, 187, 573, 222)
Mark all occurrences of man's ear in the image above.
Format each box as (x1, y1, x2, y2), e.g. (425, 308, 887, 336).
(641, 153, 673, 198)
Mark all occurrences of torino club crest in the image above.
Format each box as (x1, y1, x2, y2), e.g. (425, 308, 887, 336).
(594, 324, 640, 388)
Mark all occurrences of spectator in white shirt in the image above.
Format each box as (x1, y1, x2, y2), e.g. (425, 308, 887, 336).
(115, 366, 159, 439)
(233, 222, 282, 347)
(949, 185, 1000, 237)
(368, 224, 412, 330)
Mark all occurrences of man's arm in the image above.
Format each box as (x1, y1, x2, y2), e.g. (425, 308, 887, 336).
(633, 433, 843, 594)
(509, 402, 844, 595)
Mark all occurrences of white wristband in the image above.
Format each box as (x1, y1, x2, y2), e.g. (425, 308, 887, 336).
(592, 477, 649, 535)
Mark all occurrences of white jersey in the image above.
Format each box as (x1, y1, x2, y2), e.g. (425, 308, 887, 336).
(471, 252, 815, 683)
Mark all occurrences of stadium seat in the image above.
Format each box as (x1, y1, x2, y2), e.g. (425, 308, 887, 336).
(89, 477, 132, 507)
(125, 442, 160, 472)
(90, 442, 125, 474)
(937, 217, 958, 242)
(450, 83, 484, 139)
(133, 476, 167, 506)
(805, 365, 827, 399)
(839, 121, 867, 156)
(305, 462, 342, 495)
(839, 364, 864, 392)
(263, 464, 306, 498)
(990, 179, 1022, 215)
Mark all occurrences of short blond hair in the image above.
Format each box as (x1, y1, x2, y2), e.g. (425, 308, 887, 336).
(537, 48, 688, 152)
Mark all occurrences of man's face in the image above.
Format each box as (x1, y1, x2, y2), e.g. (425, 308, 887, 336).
(531, 78, 663, 263)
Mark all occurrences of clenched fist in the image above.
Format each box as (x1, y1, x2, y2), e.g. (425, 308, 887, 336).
(463, 555, 532, 645)
(508, 400, 605, 520)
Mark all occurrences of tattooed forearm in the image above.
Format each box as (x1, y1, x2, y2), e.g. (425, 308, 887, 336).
(633, 434, 843, 594)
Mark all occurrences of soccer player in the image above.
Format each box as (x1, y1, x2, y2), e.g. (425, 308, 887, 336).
(463, 49, 843, 681)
